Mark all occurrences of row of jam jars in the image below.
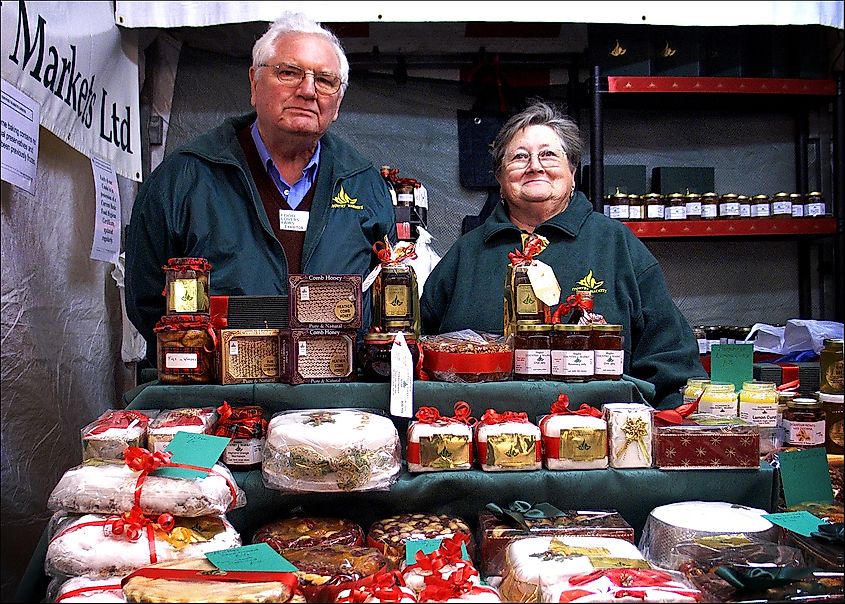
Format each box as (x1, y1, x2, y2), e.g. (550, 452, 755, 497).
(609, 191, 827, 221)
(155, 257, 216, 384)
(513, 321, 624, 381)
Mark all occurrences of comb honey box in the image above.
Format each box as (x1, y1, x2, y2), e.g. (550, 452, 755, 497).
(288, 274, 362, 330)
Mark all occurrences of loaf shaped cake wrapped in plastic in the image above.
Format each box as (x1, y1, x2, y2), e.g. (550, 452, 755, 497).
(475, 409, 542, 472)
(406, 402, 475, 473)
(121, 556, 299, 603)
(262, 409, 401, 492)
(540, 568, 701, 603)
(81, 409, 155, 463)
(47, 448, 245, 517)
(45, 510, 240, 578)
(252, 516, 365, 551)
(47, 575, 126, 603)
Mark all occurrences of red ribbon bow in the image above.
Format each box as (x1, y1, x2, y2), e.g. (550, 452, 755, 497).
(415, 401, 477, 427)
(337, 570, 411, 603)
(653, 397, 700, 426)
(85, 410, 149, 436)
(125, 446, 173, 474)
(548, 394, 604, 418)
(373, 238, 417, 265)
(480, 408, 530, 426)
(213, 402, 267, 439)
(105, 505, 175, 542)
(551, 292, 595, 324)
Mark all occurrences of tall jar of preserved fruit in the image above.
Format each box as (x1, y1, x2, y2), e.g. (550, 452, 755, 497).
(513, 321, 551, 381)
(591, 324, 624, 380)
(154, 314, 217, 384)
(163, 257, 211, 315)
(550, 324, 594, 382)
(373, 263, 419, 335)
(771, 192, 792, 218)
(699, 383, 738, 417)
(783, 397, 826, 448)
(700, 192, 719, 220)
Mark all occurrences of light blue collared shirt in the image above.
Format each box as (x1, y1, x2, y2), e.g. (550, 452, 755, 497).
(250, 121, 320, 210)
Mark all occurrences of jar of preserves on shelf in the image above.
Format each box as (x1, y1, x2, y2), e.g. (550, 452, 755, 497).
(163, 257, 212, 315)
(627, 194, 644, 220)
(591, 324, 624, 380)
(782, 397, 826, 448)
(154, 314, 216, 384)
(804, 191, 827, 217)
(819, 338, 844, 394)
(643, 193, 665, 221)
(606, 189, 630, 221)
(214, 405, 267, 471)
(665, 193, 687, 220)
(789, 193, 804, 217)
(750, 194, 771, 218)
(738, 381, 778, 427)
(684, 191, 702, 220)
(776, 391, 797, 451)
(513, 322, 551, 381)
(360, 331, 419, 382)
(683, 378, 710, 405)
(718, 193, 741, 219)
(550, 324, 594, 382)
(818, 392, 843, 454)
(737, 195, 751, 218)
(771, 192, 792, 218)
(700, 192, 719, 220)
(698, 383, 738, 417)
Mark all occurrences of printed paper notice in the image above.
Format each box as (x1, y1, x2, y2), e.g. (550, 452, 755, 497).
(90, 156, 122, 263)
(1, 80, 39, 194)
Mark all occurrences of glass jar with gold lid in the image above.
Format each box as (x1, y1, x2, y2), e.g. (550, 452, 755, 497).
(750, 194, 771, 218)
(718, 193, 741, 219)
(627, 194, 644, 221)
(684, 191, 702, 220)
(551, 323, 594, 382)
(605, 188, 630, 221)
(700, 192, 719, 219)
(771, 192, 792, 218)
(591, 324, 624, 380)
(820, 338, 844, 394)
(513, 321, 551, 381)
(699, 382, 738, 417)
(665, 193, 687, 220)
(789, 193, 804, 217)
(683, 378, 710, 405)
(643, 193, 665, 221)
(783, 397, 825, 448)
(738, 381, 778, 427)
(737, 195, 751, 218)
(804, 191, 827, 217)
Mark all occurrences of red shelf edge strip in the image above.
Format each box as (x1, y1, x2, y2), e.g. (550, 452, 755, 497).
(607, 76, 836, 96)
(621, 217, 837, 238)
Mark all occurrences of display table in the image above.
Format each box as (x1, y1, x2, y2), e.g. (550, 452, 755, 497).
(17, 379, 777, 602)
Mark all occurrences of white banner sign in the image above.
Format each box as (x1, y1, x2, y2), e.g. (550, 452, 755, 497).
(114, 1, 843, 29)
(1, 1, 142, 182)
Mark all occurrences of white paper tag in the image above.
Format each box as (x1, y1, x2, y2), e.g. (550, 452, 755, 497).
(362, 264, 381, 293)
(299, 285, 310, 301)
(414, 184, 429, 209)
(526, 260, 561, 306)
(390, 332, 414, 418)
(279, 209, 309, 232)
(298, 341, 307, 356)
(229, 341, 239, 355)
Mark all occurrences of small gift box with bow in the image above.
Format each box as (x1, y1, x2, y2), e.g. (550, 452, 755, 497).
(406, 402, 476, 473)
(475, 409, 542, 472)
(540, 395, 608, 470)
(478, 502, 635, 578)
(602, 403, 654, 468)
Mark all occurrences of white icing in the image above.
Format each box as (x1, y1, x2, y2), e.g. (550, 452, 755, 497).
(51, 575, 126, 603)
(650, 501, 773, 532)
(541, 414, 608, 470)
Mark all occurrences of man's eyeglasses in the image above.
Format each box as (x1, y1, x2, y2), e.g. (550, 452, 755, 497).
(506, 149, 566, 171)
(258, 62, 343, 95)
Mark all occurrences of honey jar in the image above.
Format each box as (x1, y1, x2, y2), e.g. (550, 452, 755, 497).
(737, 194, 751, 218)
(627, 194, 644, 220)
(818, 392, 844, 454)
(819, 338, 844, 394)
(665, 193, 687, 220)
(643, 193, 665, 221)
(804, 191, 826, 217)
(789, 193, 804, 217)
(606, 188, 630, 221)
(684, 191, 702, 220)
(782, 397, 825, 448)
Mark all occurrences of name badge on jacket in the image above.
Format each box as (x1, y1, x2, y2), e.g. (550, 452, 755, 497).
(279, 209, 309, 232)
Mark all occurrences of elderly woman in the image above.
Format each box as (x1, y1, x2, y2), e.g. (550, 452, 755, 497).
(420, 100, 706, 407)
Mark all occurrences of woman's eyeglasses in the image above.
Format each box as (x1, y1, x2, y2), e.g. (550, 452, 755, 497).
(506, 149, 565, 170)
(258, 62, 343, 95)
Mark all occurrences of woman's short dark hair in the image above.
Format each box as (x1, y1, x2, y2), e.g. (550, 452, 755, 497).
(491, 100, 583, 177)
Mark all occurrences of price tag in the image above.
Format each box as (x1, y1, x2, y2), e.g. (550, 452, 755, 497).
(390, 332, 413, 418)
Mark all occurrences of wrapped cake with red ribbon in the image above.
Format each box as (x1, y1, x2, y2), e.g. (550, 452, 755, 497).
(81, 409, 155, 462)
(539, 394, 608, 470)
(147, 407, 218, 454)
(542, 568, 701, 603)
(401, 534, 483, 597)
(475, 409, 542, 472)
(47, 447, 245, 517)
(406, 402, 476, 473)
(45, 509, 240, 578)
(366, 513, 475, 569)
(333, 570, 418, 603)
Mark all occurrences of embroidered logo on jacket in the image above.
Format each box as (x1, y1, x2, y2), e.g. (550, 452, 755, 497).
(331, 186, 364, 210)
(573, 270, 607, 294)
